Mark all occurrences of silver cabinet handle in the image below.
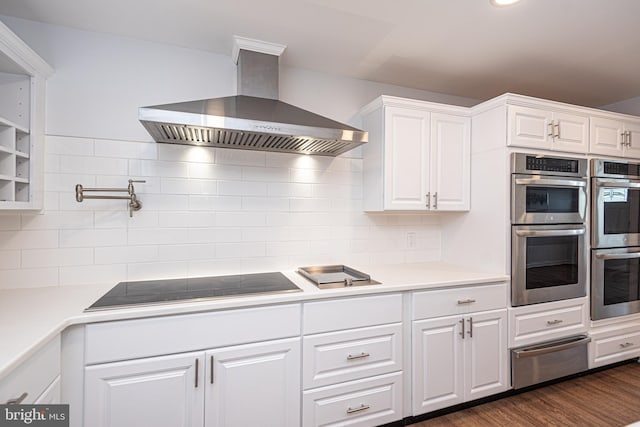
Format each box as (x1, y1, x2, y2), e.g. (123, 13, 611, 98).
(426, 192, 430, 209)
(467, 317, 473, 338)
(513, 335, 591, 359)
(620, 342, 635, 349)
(433, 192, 438, 209)
(457, 299, 476, 305)
(210, 355, 214, 384)
(547, 122, 555, 137)
(347, 352, 370, 361)
(6, 392, 28, 405)
(628, 131, 633, 147)
(554, 122, 560, 139)
(546, 319, 563, 325)
(346, 404, 370, 414)
(195, 358, 199, 388)
(622, 132, 628, 147)
(459, 318, 465, 339)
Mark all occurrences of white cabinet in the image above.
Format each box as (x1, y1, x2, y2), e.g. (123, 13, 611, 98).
(508, 297, 589, 348)
(590, 116, 640, 158)
(84, 351, 205, 427)
(589, 319, 640, 369)
(83, 304, 301, 427)
(0, 21, 53, 209)
(360, 96, 470, 211)
(302, 294, 403, 427)
(0, 335, 60, 405)
(411, 283, 509, 415)
(508, 105, 589, 153)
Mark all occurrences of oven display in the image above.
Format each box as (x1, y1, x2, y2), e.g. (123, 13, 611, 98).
(526, 156, 579, 173)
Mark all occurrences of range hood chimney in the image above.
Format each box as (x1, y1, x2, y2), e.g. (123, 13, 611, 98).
(138, 36, 368, 156)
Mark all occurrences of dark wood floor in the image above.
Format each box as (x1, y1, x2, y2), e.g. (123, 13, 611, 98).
(410, 361, 640, 427)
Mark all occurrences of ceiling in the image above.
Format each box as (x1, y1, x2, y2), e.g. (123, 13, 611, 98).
(1, 0, 638, 107)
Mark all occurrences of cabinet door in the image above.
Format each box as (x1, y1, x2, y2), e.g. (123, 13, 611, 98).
(412, 316, 464, 415)
(508, 105, 553, 150)
(383, 106, 430, 210)
(430, 113, 470, 211)
(553, 112, 589, 153)
(84, 352, 204, 427)
(590, 116, 624, 156)
(464, 310, 508, 401)
(205, 338, 300, 427)
(624, 120, 640, 158)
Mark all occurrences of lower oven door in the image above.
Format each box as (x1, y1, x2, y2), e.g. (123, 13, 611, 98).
(512, 224, 586, 306)
(592, 247, 640, 320)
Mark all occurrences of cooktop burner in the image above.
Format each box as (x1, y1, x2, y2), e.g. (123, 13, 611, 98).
(85, 272, 301, 311)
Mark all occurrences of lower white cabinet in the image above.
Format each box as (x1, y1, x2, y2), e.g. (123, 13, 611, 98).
(302, 294, 404, 426)
(84, 351, 205, 427)
(589, 319, 640, 369)
(0, 334, 60, 405)
(84, 338, 300, 427)
(412, 309, 508, 415)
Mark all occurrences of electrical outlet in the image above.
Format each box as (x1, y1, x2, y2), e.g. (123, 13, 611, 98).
(406, 232, 417, 248)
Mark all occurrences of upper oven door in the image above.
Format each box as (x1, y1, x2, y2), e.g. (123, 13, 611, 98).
(512, 174, 587, 224)
(512, 224, 587, 306)
(592, 178, 640, 248)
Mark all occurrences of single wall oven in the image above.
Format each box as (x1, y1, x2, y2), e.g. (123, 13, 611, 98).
(591, 159, 640, 320)
(511, 153, 588, 307)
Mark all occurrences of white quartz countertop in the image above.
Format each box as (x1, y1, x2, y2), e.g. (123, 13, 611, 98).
(0, 262, 508, 380)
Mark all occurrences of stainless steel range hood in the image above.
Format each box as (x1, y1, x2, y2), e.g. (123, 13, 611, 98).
(139, 37, 368, 156)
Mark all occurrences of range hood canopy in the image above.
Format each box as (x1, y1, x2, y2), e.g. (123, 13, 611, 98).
(139, 37, 368, 156)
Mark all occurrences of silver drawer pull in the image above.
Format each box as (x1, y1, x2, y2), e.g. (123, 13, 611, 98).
(546, 319, 563, 325)
(6, 392, 28, 405)
(457, 299, 476, 305)
(346, 404, 370, 414)
(620, 342, 635, 348)
(347, 352, 370, 361)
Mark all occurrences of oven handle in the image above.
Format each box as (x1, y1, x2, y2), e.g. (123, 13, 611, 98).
(515, 228, 585, 237)
(595, 180, 640, 189)
(515, 178, 587, 187)
(595, 251, 640, 260)
(512, 335, 591, 359)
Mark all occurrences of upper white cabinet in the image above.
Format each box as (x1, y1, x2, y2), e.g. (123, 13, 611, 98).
(360, 96, 470, 212)
(508, 104, 589, 153)
(0, 21, 53, 209)
(590, 115, 640, 158)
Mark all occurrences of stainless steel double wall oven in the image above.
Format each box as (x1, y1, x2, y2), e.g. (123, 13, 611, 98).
(591, 159, 640, 320)
(511, 153, 588, 307)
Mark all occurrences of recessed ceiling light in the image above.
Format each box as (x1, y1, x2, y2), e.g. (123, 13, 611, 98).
(490, 0, 522, 6)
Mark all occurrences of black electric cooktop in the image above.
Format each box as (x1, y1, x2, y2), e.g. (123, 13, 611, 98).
(85, 272, 301, 311)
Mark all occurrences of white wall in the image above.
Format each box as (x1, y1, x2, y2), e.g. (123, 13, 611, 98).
(0, 16, 478, 289)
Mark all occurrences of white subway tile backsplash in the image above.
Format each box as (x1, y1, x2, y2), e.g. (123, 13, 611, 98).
(60, 228, 127, 247)
(2, 133, 445, 289)
(94, 139, 157, 160)
(60, 264, 126, 286)
(0, 250, 20, 269)
(0, 268, 59, 289)
(0, 230, 59, 249)
(46, 135, 94, 156)
(22, 248, 94, 268)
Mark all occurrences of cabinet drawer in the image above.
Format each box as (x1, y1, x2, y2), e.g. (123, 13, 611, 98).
(302, 371, 402, 427)
(86, 303, 301, 364)
(304, 294, 402, 334)
(591, 330, 640, 368)
(303, 323, 402, 389)
(509, 298, 588, 348)
(0, 335, 60, 405)
(413, 283, 507, 320)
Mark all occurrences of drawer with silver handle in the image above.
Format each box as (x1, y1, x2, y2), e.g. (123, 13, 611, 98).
(302, 371, 402, 427)
(302, 323, 402, 389)
(413, 282, 508, 320)
(591, 330, 640, 368)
